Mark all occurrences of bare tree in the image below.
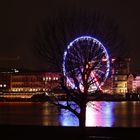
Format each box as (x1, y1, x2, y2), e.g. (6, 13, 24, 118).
(33, 11, 128, 128)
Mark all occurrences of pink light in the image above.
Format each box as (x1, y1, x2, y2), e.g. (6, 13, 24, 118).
(102, 58, 107, 62)
(111, 58, 115, 63)
(91, 71, 102, 91)
(86, 101, 115, 127)
(79, 84, 84, 93)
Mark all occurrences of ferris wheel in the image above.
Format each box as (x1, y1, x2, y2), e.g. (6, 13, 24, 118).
(63, 36, 110, 92)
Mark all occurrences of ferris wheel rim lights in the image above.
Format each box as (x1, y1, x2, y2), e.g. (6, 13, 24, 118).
(63, 36, 110, 91)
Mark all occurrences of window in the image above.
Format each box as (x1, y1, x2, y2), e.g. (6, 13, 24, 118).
(3, 84, 6, 87)
(115, 77, 117, 80)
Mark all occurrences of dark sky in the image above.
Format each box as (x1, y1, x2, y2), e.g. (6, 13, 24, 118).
(0, 0, 140, 73)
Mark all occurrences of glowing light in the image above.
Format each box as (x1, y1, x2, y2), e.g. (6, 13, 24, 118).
(102, 58, 107, 62)
(59, 109, 79, 126)
(86, 101, 115, 127)
(63, 36, 110, 92)
(91, 71, 102, 91)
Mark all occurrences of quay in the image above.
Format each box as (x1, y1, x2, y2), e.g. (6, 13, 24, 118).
(1, 92, 140, 101)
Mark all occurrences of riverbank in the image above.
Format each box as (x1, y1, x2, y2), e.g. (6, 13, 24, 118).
(1, 97, 140, 102)
(1, 92, 140, 102)
(0, 125, 140, 139)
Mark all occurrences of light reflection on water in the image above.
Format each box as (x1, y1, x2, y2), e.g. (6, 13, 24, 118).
(57, 101, 116, 127)
(57, 101, 79, 126)
(86, 101, 115, 127)
(59, 109, 79, 126)
(1, 101, 140, 127)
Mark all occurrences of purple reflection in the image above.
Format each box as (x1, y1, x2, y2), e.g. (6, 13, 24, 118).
(86, 101, 116, 127)
(59, 109, 79, 126)
(59, 101, 116, 127)
(58, 101, 79, 126)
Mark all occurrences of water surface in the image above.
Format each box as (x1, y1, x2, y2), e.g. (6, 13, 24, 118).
(0, 101, 140, 127)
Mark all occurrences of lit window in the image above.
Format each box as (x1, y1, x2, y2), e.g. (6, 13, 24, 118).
(3, 84, 6, 87)
(0, 84, 2, 87)
(115, 77, 117, 80)
(29, 89, 32, 92)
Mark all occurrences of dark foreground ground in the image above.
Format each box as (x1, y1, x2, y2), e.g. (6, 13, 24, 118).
(0, 125, 140, 140)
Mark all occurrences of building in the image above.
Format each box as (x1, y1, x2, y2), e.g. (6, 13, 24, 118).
(102, 77, 113, 94)
(0, 71, 61, 93)
(127, 74, 135, 93)
(112, 58, 130, 94)
(2, 56, 140, 96)
(0, 72, 11, 92)
(133, 75, 140, 93)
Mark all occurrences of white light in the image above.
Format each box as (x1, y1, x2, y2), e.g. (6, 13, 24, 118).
(30, 89, 32, 91)
(63, 36, 110, 91)
(14, 69, 19, 73)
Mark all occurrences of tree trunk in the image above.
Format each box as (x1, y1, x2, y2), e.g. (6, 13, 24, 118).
(79, 101, 87, 138)
(79, 103, 86, 127)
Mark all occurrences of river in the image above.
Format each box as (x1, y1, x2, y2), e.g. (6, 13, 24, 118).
(0, 101, 140, 127)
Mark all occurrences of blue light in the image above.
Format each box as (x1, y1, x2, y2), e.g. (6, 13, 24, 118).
(63, 36, 110, 90)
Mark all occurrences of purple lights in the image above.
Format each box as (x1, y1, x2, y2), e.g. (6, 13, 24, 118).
(63, 36, 110, 92)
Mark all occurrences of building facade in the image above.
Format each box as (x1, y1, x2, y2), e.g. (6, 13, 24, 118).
(112, 58, 130, 94)
(133, 75, 140, 93)
(0, 72, 11, 92)
(127, 74, 135, 93)
(0, 71, 61, 93)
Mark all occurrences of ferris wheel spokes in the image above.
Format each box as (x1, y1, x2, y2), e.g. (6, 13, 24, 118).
(63, 36, 110, 93)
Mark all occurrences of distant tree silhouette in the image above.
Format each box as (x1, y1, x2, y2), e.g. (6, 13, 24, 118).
(33, 11, 128, 129)
(34, 11, 128, 71)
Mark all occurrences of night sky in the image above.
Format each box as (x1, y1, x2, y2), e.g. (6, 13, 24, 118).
(0, 0, 140, 73)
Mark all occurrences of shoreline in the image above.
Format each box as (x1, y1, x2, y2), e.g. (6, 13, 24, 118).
(0, 97, 140, 102)
(1, 92, 140, 102)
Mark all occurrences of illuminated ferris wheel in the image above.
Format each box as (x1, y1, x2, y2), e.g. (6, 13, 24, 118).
(63, 36, 110, 92)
